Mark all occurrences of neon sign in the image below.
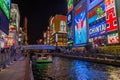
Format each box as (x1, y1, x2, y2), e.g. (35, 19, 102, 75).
(105, 0, 118, 32)
(0, 0, 10, 19)
(67, 0, 73, 13)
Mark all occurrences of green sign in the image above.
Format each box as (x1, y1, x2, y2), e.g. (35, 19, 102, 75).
(0, 0, 10, 19)
(67, 0, 73, 13)
(68, 0, 73, 8)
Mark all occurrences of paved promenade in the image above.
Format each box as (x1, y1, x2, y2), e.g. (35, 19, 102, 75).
(0, 56, 27, 80)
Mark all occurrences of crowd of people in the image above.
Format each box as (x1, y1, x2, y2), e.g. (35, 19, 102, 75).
(0, 46, 23, 71)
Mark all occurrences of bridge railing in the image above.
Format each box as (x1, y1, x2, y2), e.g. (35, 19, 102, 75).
(22, 45, 56, 50)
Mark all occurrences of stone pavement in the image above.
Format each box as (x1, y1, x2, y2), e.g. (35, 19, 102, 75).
(0, 56, 27, 80)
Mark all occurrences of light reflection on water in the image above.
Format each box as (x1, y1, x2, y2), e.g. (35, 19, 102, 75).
(34, 56, 120, 80)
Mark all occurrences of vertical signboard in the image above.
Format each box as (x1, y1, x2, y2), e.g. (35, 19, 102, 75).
(67, 11, 72, 39)
(105, 0, 118, 32)
(74, 8, 87, 44)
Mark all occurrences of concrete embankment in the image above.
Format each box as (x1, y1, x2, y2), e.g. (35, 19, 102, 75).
(52, 53, 120, 67)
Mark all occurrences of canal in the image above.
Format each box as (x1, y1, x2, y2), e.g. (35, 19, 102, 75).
(33, 56, 120, 80)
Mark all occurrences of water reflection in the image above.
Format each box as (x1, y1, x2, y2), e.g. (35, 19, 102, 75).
(33, 56, 120, 80)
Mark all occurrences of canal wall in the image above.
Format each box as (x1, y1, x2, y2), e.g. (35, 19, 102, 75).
(52, 53, 120, 67)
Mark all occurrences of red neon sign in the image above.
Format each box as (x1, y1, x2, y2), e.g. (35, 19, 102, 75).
(105, 0, 118, 32)
(106, 7, 118, 32)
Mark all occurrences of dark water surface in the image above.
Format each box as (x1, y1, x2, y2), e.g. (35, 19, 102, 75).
(33, 56, 120, 80)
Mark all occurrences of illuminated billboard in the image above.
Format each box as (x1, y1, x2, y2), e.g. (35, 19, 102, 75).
(107, 32, 119, 44)
(105, 0, 118, 32)
(74, 9, 87, 44)
(0, 0, 10, 19)
(88, 0, 103, 10)
(88, 2, 105, 24)
(67, 0, 73, 13)
(89, 19, 107, 38)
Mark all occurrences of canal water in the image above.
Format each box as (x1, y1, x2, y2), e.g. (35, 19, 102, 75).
(33, 56, 120, 80)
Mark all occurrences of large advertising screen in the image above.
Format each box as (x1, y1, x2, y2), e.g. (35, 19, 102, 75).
(88, 2, 106, 24)
(74, 9, 87, 44)
(107, 32, 119, 44)
(89, 19, 107, 38)
(0, 0, 10, 19)
(105, 0, 118, 32)
(0, 9, 9, 34)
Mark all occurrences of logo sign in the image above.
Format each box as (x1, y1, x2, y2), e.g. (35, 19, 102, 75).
(89, 19, 107, 38)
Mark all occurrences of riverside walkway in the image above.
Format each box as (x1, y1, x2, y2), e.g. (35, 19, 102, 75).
(0, 56, 34, 80)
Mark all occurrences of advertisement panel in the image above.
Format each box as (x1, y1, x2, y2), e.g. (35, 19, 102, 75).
(89, 19, 107, 38)
(88, 0, 103, 10)
(74, 9, 87, 44)
(88, 2, 105, 24)
(0, 9, 9, 34)
(107, 32, 119, 44)
(105, 0, 118, 32)
(67, 0, 73, 13)
(0, 0, 10, 19)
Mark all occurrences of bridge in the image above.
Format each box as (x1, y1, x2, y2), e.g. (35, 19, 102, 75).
(22, 45, 56, 50)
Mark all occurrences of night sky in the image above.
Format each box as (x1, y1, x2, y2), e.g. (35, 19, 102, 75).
(11, 0, 68, 44)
